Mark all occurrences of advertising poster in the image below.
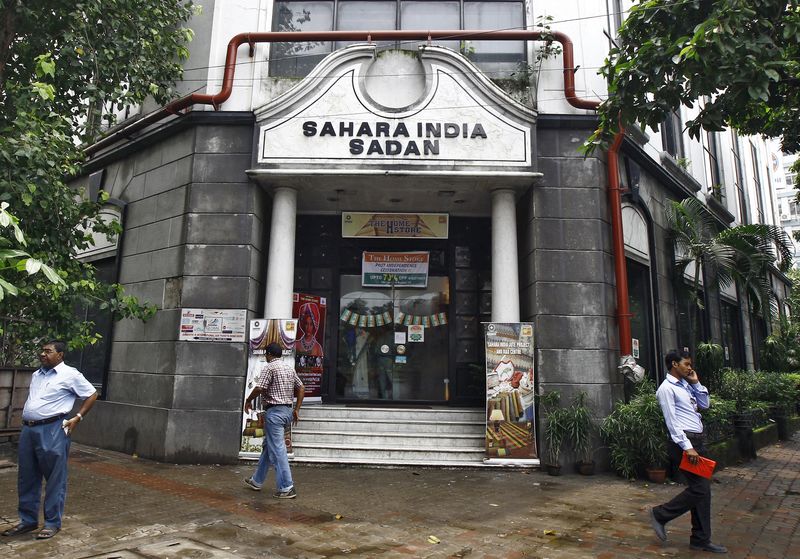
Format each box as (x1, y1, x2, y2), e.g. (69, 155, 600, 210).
(362, 251, 429, 287)
(240, 318, 298, 459)
(178, 308, 247, 342)
(484, 322, 537, 463)
(293, 293, 326, 402)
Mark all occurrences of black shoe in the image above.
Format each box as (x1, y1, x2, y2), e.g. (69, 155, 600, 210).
(649, 508, 667, 541)
(273, 487, 297, 499)
(2, 523, 38, 537)
(689, 542, 728, 553)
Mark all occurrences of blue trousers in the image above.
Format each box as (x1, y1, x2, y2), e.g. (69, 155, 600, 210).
(251, 406, 294, 492)
(17, 420, 71, 529)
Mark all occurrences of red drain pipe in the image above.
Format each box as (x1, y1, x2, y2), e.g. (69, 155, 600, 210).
(84, 29, 632, 357)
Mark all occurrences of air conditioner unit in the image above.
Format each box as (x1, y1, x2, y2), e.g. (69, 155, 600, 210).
(781, 213, 789, 220)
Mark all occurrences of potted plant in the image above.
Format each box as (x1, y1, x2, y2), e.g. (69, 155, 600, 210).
(541, 391, 569, 475)
(602, 380, 668, 481)
(566, 391, 595, 475)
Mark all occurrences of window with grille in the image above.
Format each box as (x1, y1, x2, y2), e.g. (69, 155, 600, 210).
(269, 1, 525, 78)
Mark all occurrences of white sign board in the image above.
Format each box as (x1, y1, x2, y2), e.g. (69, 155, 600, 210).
(179, 309, 247, 342)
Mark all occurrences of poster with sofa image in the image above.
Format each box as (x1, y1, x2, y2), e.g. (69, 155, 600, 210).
(484, 322, 537, 463)
(240, 318, 298, 458)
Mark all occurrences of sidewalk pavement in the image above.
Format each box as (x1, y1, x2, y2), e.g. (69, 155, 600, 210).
(1, 434, 798, 559)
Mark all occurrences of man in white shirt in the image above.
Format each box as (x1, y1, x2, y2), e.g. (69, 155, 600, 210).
(1, 340, 97, 540)
(650, 349, 727, 554)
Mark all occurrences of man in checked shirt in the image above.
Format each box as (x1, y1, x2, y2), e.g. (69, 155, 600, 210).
(243, 342, 304, 499)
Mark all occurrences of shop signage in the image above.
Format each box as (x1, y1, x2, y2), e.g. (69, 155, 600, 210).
(408, 324, 425, 343)
(484, 322, 537, 464)
(240, 319, 297, 459)
(256, 48, 534, 168)
(178, 308, 246, 342)
(342, 212, 449, 239)
(362, 251, 429, 287)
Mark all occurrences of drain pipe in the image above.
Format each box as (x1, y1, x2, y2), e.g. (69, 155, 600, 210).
(83, 28, 633, 364)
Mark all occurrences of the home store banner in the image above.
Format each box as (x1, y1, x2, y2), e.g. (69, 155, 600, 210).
(484, 322, 537, 463)
(362, 251, 429, 287)
(342, 212, 449, 239)
(240, 318, 297, 458)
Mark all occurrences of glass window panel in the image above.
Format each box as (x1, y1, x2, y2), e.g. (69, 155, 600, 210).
(401, 2, 460, 51)
(464, 2, 524, 78)
(270, 2, 334, 77)
(336, 2, 397, 49)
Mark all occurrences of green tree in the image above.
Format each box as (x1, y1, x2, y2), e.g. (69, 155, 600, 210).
(0, 1, 195, 363)
(667, 197, 792, 327)
(0, 202, 64, 299)
(586, 0, 800, 165)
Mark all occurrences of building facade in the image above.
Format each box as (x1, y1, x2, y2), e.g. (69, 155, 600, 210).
(71, 1, 790, 463)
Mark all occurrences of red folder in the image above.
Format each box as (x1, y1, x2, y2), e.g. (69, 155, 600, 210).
(679, 452, 717, 479)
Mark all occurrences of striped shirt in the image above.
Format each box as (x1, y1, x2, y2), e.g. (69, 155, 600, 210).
(656, 374, 710, 451)
(256, 358, 303, 405)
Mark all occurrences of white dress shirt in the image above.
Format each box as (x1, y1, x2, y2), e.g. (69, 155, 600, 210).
(22, 362, 96, 421)
(656, 374, 710, 451)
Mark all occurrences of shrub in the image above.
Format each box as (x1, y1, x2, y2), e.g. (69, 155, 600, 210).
(601, 380, 668, 479)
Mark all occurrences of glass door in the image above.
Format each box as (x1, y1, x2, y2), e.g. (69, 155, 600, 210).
(336, 275, 450, 401)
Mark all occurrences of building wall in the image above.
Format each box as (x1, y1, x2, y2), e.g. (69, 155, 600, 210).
(522, 118, 621, 422)
(74, 117, 264, 463)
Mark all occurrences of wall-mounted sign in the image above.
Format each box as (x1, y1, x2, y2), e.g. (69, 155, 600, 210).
(362, 251, 429, 287)
(179, 309, 247, 342)
(255, 47, 535, 169)
(632, 338, 640, 359)
(342, 212, 449, 239)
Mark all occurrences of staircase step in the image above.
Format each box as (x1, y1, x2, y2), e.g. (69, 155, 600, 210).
(300, 405, 485, 421)
(297, 417, 484, 434)
(293, 430, 484, 447)
(291, 442, 485, 462)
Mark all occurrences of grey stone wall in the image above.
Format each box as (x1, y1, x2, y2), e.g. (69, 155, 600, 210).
(524, 124, 621, 465)
(73, 120, 263, 463)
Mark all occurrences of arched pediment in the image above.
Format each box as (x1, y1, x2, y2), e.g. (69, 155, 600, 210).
(254, 45, 537, 173)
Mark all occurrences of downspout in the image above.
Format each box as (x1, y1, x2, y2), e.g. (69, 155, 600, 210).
(82, 28, 633, 362)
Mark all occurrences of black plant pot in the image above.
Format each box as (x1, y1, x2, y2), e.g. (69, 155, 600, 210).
(575, 460, 595, 475)
(545, 464, 562, 476)
(733, 412, 757, 460)
(770, 405, 790, 441)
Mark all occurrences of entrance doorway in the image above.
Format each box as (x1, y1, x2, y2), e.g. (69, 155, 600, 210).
(336, 275, 450, 401)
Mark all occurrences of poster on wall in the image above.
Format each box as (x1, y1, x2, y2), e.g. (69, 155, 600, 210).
(362, 251, 429, 287)
(240, 318, 298, 459)
(293, 293, 326, 402)
(484, 322, 537, 463)
(178, 309, 246, 342)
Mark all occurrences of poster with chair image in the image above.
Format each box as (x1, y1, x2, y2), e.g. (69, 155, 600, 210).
(484, 322, 537, 464)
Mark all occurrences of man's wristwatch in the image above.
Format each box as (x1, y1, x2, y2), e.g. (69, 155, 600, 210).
(75, 413, 83, 421)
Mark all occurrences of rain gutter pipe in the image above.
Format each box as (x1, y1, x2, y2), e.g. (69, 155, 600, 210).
(84, 29, 632, 357)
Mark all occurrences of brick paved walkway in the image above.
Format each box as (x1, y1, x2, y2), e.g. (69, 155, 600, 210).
(1, 433, 798, 558)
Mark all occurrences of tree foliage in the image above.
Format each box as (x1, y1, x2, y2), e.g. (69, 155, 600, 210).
(666, 197, 792, 322)
(0, 1, 195, 363)
(587, 0, 800, 155)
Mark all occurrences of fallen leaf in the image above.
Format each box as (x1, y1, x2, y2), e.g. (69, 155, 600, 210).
(543, 530, 557, 536)
(428, 535, 441, 544)
(334, 514, 343, 520)
(489, 503, 499, 507)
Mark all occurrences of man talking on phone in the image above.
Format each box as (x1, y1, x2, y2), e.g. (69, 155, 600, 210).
(650, 349, 726, 553)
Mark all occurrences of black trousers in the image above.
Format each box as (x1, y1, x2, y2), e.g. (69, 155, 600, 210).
(653, 434, 712, 546)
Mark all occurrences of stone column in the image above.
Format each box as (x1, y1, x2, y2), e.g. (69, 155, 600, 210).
(491, 188, 520, 322)
(264, 187, 297, 318)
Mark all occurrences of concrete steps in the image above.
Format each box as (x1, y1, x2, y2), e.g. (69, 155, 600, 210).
(291, 405, 489, 466)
